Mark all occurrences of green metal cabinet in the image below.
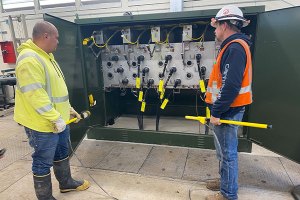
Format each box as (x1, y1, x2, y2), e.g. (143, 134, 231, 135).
(249, 6, 300, 163)
(44, 5, 300, 163)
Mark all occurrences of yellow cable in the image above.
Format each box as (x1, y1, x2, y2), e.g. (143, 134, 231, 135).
(91, 36, 107, 48)
(122, 35, 137, 45)
(185, 33, 203, 41)
(136, 29, 148, 47)
(90, 30, 120, 48)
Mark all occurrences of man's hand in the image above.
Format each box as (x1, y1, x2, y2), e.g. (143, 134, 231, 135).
(70, 107, 82, 123)
(53, 117, 66, 133)
(210, 115, 221, 125)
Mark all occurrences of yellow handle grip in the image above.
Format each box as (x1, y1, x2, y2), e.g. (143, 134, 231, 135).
(138, 91, 143, 102)
(160, 99, 169, 109)
(66, 118, 77, 125)
(158, 80, 164, 92)
(136, 77, 141, 89)
(199, 80, 206, 93)
(141, 102, 146, 112)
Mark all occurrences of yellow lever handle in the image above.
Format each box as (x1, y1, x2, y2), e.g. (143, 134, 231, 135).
(185, 116, 272, 129)
(219, 119, 270, 129)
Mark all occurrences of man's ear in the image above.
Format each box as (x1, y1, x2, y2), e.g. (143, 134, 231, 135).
(222, 22, 228, 31)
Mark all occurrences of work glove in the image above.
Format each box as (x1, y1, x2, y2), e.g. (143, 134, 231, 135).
(53, 117, 66, 133)
(70, 107, 82, 123)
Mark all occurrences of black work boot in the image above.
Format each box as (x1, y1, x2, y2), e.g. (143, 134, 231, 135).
(33, 173, 57, 200)
(53, 157, 90, 193)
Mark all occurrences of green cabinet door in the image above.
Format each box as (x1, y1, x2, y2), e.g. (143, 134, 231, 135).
(43, 14, 89, 151)
(249, 6, 300, 163)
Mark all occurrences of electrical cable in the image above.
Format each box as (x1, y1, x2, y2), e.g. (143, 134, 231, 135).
(121, 29, 148, 45)
(68, 134, 119, 200)
(91, 30, 120, 48)
(152, 25, 179, 45)
(155, 77, 178, 131)
(136, 56, 145, 130)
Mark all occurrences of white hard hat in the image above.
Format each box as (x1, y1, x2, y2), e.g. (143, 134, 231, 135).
(211, 5, 250, 28)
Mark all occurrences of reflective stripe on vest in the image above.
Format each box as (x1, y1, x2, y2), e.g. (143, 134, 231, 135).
(207, 83, 252, 103)
(36, 104, 53, 114)
(51, 95, 69, 103)
(19, 83, 43, 93)
(17, 52, 52, 99)
(207, 81, 218, 103)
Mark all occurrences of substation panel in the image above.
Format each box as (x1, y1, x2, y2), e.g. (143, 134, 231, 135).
(78, 10, 258, 149)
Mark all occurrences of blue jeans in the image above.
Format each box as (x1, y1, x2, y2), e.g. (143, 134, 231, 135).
(213, 108, 245, 200)
(25, 126, 70, 176)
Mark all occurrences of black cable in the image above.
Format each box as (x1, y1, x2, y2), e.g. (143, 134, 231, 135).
(160, 55, 172, 78)
(156, 79, 180, 131)
(156, 68, 176, 131)
(68, 135, 119, 200)
(136, 55, 145, 130)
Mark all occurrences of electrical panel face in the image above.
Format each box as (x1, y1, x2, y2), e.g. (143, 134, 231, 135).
(84, 22, 218, 91)
(101, 42, 216, 89)
(83, 21, 220, 133)
(76, 9, 257, 150)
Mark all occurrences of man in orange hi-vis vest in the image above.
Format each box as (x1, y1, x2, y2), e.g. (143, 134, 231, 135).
(204, 5, 253, 200)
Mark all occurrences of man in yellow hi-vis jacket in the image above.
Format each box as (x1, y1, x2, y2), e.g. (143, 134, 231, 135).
(14, 21, 90, 200)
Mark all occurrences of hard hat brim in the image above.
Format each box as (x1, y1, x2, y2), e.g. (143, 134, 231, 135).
(210, 17, 250, 28)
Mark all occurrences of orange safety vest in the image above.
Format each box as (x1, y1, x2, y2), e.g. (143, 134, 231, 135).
(205, 39, 252, 107)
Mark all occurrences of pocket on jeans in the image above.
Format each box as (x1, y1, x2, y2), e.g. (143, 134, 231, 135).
(25, 128, 35, 148)
(239, 107, 245, 113)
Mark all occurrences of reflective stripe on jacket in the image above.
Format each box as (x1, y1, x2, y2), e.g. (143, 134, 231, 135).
(14, 39, 70, 132)
(205, 39, 252, 107)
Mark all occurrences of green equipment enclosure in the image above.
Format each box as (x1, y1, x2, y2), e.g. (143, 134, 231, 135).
(44, 5, 300, 163)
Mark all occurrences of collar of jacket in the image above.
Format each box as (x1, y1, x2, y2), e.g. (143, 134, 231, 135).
(17, 39, 55, 60)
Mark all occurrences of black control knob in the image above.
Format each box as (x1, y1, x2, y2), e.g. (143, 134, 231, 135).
(107, 61, 112, 67)
(170, 67, 177, 74)
(174, 79, 181, 88)
(187, 60, 192, 66)
(165, 55, 172, 61)
(196, 54, 202, 61)
(111, 55, 119, 62)
(122, 78, 129, 85)
(147, 79, 154, 86)
(159, 72, 164, 78)
(137, 55, 145, 63)
(117, 67, 124, 73)
(186, 73, 192, 79)
(107, 72, 113, 79)
(158, 61, 164, 66)
(142, 67, 149, 74)
(201, 66, 206, 75)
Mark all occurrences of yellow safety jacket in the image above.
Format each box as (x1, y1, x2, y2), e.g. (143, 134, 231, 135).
(14, 39, 70, 132)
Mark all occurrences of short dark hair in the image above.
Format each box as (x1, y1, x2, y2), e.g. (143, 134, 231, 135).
(219, 20, 242, 32)
(32, 21, 56, 39)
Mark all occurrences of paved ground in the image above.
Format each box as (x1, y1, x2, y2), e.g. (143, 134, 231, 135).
(0, 114, 299, 200)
